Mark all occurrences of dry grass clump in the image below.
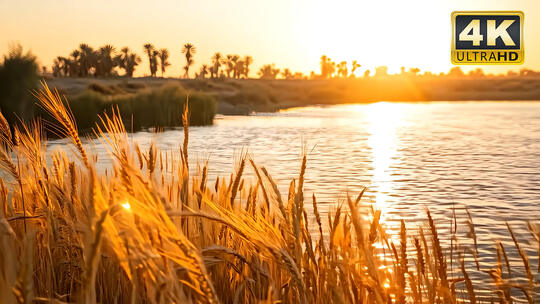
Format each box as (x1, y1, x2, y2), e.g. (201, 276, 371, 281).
(0, 82, 538, 303)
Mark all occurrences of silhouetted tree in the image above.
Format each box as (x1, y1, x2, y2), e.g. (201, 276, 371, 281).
(158, 48, 170, 77)
(225, 54, 239, 78)
(69, 50, 81, 76)
(95, 44, 117, 77)
(234, 59, 244, 79)
(328, 61, 336, 77)
(468, 68, 485, 78)
(350, 60, 361, 77)
(409, 67, 420, 76)
(281, 68, 293, 79)
(52, 58, 61, 77)
(55, 56, 70, 76)
(243, 56, 253, 78)
(337, 61, 348, 78)
(211, 52, 223, 79)
(208, 66, 216, 79)
(258, 64, 280, 79)
(118, 47, 141, 77)
(448, 66, 464, 77)
(151, 50, 159, 77)
(143, 43, 157, 77)
(182, 43, 196, 78)
(78, 43, 96, 77)
(199, 64, 209, 79)
(320, 55, 329, 78)
(320, 55, 337, 78)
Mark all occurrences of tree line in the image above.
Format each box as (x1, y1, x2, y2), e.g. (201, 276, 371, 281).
(49, 44, 429, 80)
(51, 43, 540, 80)
(52, 42, 257, 79)
(51, 42, 311, 79)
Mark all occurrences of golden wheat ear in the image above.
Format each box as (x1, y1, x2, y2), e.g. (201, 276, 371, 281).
(32, 81, 89, 168)
(0, 110, 12, 144)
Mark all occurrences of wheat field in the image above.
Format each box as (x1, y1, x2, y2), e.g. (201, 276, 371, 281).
(0, 81, 538, 303)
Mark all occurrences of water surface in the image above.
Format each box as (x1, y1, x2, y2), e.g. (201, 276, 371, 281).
(51, 101, 540, 294)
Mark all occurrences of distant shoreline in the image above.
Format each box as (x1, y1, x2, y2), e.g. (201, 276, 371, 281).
(46, 76, 540, 115)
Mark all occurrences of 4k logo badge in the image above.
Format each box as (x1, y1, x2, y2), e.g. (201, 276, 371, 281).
(451, 11, 524, 65)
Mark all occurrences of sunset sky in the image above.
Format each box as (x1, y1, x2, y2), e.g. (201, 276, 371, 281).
(1, 0, 539, 77)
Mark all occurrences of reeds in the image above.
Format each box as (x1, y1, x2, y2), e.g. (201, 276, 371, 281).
(0, 82, 537, 303)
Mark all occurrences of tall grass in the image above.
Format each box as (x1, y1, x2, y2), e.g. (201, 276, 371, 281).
(0, 82, 537, 303)
(64, 82, 216, 132)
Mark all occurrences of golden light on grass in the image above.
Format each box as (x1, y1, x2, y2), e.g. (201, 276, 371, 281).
(121, 201, 131, 210)
(0, 82, 536, 303)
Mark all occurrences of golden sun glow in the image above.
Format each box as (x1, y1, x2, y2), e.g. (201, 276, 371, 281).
(364, 103, 407, 214)
(2, 0, 539, 76)
(121, 201, 131, 210)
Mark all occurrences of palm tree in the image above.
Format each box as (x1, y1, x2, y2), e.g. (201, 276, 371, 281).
(199, 64, 209, 78)
(243, 56, 253, 78)
(182, 43, 196, 78)
(79, 43, 95, 77)
(258, 64, 280, 79)
(143, 43, 156, 76)
(97, 44, 116, 77)
(52, 58, 61, 77)
(69, 50, 81, 76)
(281, 68, 293, 79)
(350, 60, 361, 77)
(55, 56, 70, 76)
(128, 53, 142, 77)
(234, 60, 244, 79)
(158, 48, 170, 77)
(211, 52, 223, 79)
(118, 47, 141, 77)
(151, 50, 159, 77)
(225, 54, 238, 78)
(208, 66, 216, 79)
(328, 61, 336, 78)
(409, 67, 420, 76)
(337, 61, 348, 78)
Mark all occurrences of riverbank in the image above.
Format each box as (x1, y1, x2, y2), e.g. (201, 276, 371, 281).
(47, 76, 540, 115)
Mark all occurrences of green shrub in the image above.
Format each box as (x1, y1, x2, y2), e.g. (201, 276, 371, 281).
(67, 90, 108, 131)
(68, 83, 216, 133)
(0, 45, 39, 125)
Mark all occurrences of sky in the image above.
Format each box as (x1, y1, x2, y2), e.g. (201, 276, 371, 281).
(1, 0, 539, 77)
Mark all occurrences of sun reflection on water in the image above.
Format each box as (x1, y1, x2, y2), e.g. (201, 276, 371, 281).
(363, 102, 408, 220)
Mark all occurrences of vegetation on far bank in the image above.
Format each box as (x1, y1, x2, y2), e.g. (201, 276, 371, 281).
(48, 75, 540, 116)
(4, 43, 540, 132)
(44, 42, 540, 115)
(0, 84, 537, 303)
(68, 83, 215, 132)
(0, 45, 39, 123)
(0, 45, 216, 132)
(49, 42, 540, 80)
